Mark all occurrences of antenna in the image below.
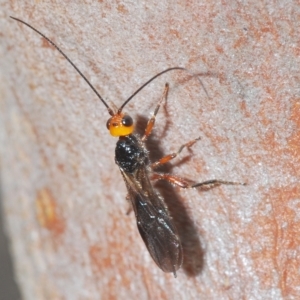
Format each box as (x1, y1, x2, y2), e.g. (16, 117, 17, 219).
(118, 67, 186, 112)
(11, 17, 202, 116)
(10, 16, 114, 115)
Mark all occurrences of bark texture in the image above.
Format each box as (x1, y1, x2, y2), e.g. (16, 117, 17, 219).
(0, 1, 299, 299)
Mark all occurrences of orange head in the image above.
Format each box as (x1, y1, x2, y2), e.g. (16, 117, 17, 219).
(106, 112, 134, 137)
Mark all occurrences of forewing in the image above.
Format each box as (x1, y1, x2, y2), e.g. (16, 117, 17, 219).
(122, 168, 182, 275)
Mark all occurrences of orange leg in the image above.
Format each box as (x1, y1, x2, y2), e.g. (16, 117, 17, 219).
(152, 173, 246, 190)
(141, 83, 169, 142)
(151, 137, 201, 169)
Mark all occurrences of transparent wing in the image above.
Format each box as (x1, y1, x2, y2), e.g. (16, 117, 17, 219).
(121, 167, 182, 276)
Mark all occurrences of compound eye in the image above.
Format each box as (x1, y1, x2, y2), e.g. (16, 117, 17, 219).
(122, 115, 133, 127)
(106, 118, 111, 130)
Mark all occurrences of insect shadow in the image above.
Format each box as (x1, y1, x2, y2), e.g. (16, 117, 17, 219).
(135, 113, 205, 277)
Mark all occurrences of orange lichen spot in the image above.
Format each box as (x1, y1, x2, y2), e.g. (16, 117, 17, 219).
(36, 188, 65, 235)
(215, 44, 224, 53)
(57, 163, 65, 172)
(170, 29, 180, 39)
(288, 100, 300, 159)
(233, 36, 247, 49)
(117, 4, 128, 14)
(239, 100, 251, 118)
(245, 186, 300, 297)
(41, 38, 55, 50)
(290, 100, 300, 125)
(89, 243, 133, 298)
(89, 245, 113, 271)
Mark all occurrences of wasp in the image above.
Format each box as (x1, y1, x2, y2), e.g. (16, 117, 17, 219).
(11, 17, 244, 277)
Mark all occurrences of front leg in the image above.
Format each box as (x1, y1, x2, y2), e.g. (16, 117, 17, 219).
(141, 83, 169, 142)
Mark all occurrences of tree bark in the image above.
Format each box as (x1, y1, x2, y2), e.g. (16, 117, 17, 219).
(1, 1, 299, 299)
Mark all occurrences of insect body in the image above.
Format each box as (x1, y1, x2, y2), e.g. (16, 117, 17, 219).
(11, 17, 244, 277)
(107, 84, 185, 275)
(115, 133, 183, 274)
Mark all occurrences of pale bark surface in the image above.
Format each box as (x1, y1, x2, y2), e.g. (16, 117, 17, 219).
(0, 1, 299, 299)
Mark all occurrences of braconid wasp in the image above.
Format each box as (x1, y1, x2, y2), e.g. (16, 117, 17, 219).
(11, 16, 245, 277)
